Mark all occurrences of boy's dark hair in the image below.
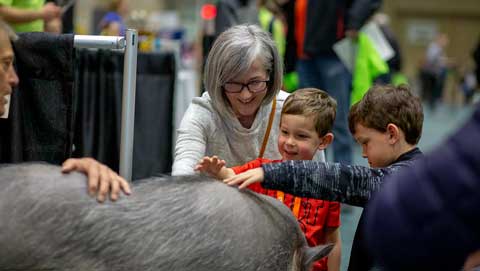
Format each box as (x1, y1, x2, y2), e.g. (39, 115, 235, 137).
(281, 88, 337, 137)
(348, 84, 423, 145)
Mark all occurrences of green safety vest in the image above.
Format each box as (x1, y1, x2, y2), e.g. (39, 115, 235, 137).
(351, 33, 389, 105)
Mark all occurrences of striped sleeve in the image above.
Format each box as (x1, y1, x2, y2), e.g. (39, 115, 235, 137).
(261, 160, 406, 207)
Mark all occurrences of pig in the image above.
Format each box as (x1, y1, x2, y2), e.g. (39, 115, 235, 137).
(0, 163, 332, 271)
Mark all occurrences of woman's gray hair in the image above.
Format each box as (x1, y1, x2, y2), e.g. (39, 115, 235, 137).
(204, 24, 283, 116)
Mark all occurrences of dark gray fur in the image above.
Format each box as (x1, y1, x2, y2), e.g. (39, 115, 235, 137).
(0, 163, 332, 271)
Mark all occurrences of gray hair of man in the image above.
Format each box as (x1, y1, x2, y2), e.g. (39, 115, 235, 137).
(0, 19, 18, 42)
(204, 24, 283, 116)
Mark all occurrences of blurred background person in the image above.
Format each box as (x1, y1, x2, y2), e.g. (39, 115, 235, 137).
(214, 0, 258, 37)
(258, 0, 286, 62)
(278, 0, 299, 92)
(98, 0, 128, 36)
(257, 0, 299, 92)
(420, 33, 454, 110)
(292, 0, 381, 166)
(456, 37, 480, 105)
(372, 12, 407, 86)
(0, 0, 61, 32)
(457, 63, 477, 105)
(202, 0, 292, 92)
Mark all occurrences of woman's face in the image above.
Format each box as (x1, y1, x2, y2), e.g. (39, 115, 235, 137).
(224, 59, 269, 125)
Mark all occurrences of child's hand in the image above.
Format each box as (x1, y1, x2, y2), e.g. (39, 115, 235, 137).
(195, 156, 227, 178)
(223, 168, 264, 189)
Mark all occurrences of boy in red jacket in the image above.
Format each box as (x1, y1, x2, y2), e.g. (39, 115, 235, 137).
(196, 88, 341, 271)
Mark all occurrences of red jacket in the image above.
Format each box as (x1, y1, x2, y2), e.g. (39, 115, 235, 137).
(233, 158, 340, 271)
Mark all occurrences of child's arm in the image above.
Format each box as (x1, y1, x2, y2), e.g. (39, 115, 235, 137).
(325, 227, 341, 271)
(225, 160, 415, 207)
(195, 156, 235, 180)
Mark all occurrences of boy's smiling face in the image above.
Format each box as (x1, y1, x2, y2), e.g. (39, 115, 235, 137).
(277, 114, 330, 161)
(353, 123, 398, 168)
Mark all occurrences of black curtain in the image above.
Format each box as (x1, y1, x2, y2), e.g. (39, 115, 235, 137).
(0, 33, 176, 180)
(73, 50, 176, 180)
(0, 32, 75, 164)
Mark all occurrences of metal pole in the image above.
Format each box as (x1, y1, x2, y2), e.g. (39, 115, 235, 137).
(119, 29, 138, 181)
(73, 35, 126, 50)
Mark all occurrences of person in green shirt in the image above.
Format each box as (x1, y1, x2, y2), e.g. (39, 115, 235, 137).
(0, 0, 60, 32)
(257, 0, 299, 92)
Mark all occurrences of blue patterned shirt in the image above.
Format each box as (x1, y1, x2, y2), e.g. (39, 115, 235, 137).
(261, 148, 424, 207)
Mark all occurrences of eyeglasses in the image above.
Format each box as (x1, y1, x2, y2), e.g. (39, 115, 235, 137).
(223, 80, 269, 93)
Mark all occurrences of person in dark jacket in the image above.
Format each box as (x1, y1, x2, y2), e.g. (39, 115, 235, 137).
(0, 20, 130, 203)
(294, 0, 382, 165)
(365, 103, 480, 271)
(224, 84, 424, 271)
(214, 0, 259, 37)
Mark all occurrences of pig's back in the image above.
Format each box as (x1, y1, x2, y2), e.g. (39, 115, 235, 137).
(0, 163, 306, 271)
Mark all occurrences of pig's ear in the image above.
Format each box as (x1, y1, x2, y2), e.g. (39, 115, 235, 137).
(302, 244, 334, 269)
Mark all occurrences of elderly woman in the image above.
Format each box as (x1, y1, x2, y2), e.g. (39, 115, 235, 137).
(172, 24, 324, 175)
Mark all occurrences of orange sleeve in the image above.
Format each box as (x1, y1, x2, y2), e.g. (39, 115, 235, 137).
(231, 158, 271, 174)
(325, 201, 341, 228)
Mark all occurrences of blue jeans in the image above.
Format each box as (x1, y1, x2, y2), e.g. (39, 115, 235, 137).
(297, 55, 353, 164)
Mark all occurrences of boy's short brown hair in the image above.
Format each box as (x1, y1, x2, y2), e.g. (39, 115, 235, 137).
(281, 88, 337, 137)
(348, 84, 423, 145)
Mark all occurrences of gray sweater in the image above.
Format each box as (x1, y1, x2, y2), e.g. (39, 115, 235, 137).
(172, 91, 325, 175)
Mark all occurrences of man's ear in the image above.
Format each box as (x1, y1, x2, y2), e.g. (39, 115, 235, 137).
(318, 133, 334, 150)
(386, 123, 400, 144)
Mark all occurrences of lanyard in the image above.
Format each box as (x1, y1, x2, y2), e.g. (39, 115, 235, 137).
(259, 99, 276, 158)
(258, 99, 301, 217)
